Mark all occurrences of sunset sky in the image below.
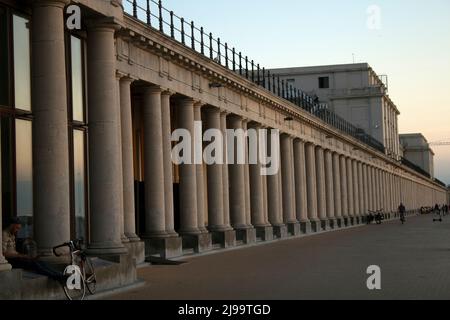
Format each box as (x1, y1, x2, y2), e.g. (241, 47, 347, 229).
(135, 0, 450, 183)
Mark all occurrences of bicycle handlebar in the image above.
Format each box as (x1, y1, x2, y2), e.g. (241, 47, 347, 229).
(53, 243, 70, 257)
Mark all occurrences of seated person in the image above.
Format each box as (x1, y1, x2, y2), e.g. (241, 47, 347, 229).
(2, 217, 65, 282)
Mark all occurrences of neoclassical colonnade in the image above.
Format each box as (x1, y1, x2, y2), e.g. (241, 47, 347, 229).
(0, 0, 448, 272)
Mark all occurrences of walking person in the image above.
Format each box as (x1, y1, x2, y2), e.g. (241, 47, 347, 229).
(398, 203, 406, 225)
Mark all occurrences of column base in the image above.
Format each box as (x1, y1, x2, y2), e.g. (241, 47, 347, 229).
(181, 233, 212, 253)
(286, 222, 301, 236)
(349, 217, 355, 225)
(87, 242, 128, 256)
(255, 226, 274, 242)
(235, 227, 257, 245)
(327, 218, 337, 229)
(299, 220, 312, 234)
(125, 232, 141, 243)
(0, 262, 12, 272)
(123, 240, 146, 265)
(210, 229, 236, 249)
(310, 219, 321, 233)
(320, 219, 330, 231)
(143, 236, 182, 259)
(273, 224, 288, 239)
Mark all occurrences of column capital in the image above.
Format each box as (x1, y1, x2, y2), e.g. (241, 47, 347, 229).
(116, 71, 136, 83)
(86, 17, 122, 31)
(32, 0, 70, 8)
(161, 89, 176, 97)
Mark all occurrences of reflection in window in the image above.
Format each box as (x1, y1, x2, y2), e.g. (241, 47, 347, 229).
(13, 15, 31, 111)
(73, 130, 86, 240)
(1, 117, 13, 227)
(0, 7, 8, 106)
(15, 119, 33, 238)
(71, 36, 84, 122)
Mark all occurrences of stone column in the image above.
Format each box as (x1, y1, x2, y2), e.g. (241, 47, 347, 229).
(86, 21, 126, 255)
(177, 98, 211, 253)
(220, 112, 230, 225)
(352, 159, 360, 224)
(242, 120, 253, 233)
(32, 0, 71, 256)
(267, 130, 287, 238)
(294, 140, 310, 234)
(194, 103, 208, 234)
(281, 134, 299, 235)
(119, 76, 140, 242)
(362, 164, 369, 217)
(358, 162, 365, 219)
(193, 103, 212, 251)
(115, 74, 127, 244)
(324, 150, 335, 229)
(161, 91, 177, 237)
(346, 157, 355, 225)
(248, 124, 273, 241)
(372, 167, 378, 211)
(143, 87, 167, 239)
(305, 143, 320, 232)
(316, 147, 328, 230)
(340, 155, 349, 226)
(228, 115, 255, 244)
(332, 153, 342, 228)
(204, 107, 235, 247)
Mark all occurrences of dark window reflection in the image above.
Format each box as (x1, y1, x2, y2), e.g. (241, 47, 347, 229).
(1, 117, 13, 228)
(15, 119, 33, 238)
(73, 130, 86, 240)
(0, 7, 8, 106)
(13, 15, 31, 111)
(71, 36, 84, 122)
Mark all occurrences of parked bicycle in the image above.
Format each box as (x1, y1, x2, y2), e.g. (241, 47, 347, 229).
(367, 210, 384, 225)
(53, 239, 97, 300)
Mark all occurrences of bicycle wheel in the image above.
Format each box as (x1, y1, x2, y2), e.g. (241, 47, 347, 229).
(84, 257, 97, 295)
(63, 266, 86, 301)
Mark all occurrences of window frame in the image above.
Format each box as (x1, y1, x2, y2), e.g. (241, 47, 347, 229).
(0, 4, 33, 226)
(66, 31, 90, 242)
(318, 76, 330, 89)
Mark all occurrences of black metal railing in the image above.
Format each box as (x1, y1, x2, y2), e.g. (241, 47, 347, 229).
(124, 0, 385, 154)
(401, 157, 431, 179)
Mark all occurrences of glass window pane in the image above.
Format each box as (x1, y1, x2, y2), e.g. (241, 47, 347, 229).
(13, 15, 31, 111)
(0, 7, 8, 106)
(15, 119, 33, 238)
(73, 130, 86, 240)
(71, 36, 84, 122)
(1, 117, 14, 226)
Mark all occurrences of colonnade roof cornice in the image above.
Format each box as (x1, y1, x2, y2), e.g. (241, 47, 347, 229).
(119, 17, 446, 192)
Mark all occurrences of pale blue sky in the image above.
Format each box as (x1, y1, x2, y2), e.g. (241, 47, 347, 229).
(130, 0, 450, 183)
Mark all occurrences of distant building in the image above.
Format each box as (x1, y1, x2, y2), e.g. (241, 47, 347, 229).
(400, 134, 435, 178)
(269, 63, 401, 160)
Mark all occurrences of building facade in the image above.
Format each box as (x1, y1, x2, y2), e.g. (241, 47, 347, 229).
(269, 64, 401, 160)
(400, 134, 435, 178)
(0, 0, 448, 296)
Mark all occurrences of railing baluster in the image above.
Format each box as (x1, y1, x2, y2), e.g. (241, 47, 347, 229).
(146, 0, 151, 26)
(133, 0, 137, 18)
(159, 0, 163, 32)
(170, 11, 174, 38)
(262, 68, 266, 88)
(268, 71, 271, 91)
(245, 56, 249, 79)
(232, 48, 236, 72)
(225, 43, 229, 69)
(273, 74, 276, 94)
(181, 18, 185, 45)
(191, 21, 195, 50)
(200, 27, 204, 55)
(257, 64, 260, 85)
(239, 52, 242, 76)
(277, 77, 281, 96)
(209, 33, 213, 59)
(217, 38, 221, 64)
(251, 60, 255, 82)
